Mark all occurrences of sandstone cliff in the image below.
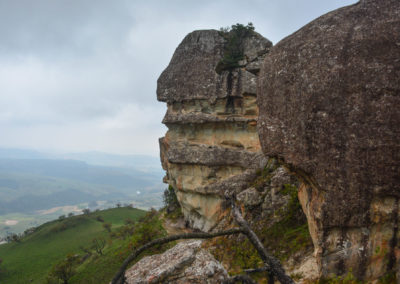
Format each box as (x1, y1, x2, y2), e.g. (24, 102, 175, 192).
(258, 0, 400, 280)
(158, 28, 271, 231)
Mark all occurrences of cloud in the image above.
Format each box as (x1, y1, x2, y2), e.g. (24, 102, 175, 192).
(0, 0, 357, 155)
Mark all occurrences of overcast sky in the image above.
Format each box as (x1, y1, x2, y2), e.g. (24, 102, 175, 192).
(0, 0, 357, 156)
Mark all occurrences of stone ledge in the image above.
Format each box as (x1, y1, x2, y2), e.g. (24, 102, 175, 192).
(167, 142, 264, 169)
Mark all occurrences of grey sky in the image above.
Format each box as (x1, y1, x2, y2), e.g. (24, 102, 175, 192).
(0, 0, 357, 156)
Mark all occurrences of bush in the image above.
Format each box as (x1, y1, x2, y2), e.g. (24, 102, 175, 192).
(82, 208, 90, 215)
(163, 186, 180, 212)
(96, 215, 104, 222)
(216, 22, 255, 74)
(91, 238, 106, 255)
(51, 223, 68, 233)
(24, 227, 36, 236)
(124, 218, 135, 225)
(102, 223, 112, 233)
(5, 233, 22, 243)
(132, 211, 166, 248)
(46, 254, 79, 284)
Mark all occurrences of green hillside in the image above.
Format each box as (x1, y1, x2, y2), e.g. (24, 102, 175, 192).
(0, 207, 166, 284)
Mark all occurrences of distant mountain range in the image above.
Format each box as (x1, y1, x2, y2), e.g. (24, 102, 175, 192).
(0, 148, 165, 215)
(0, 148, 162, 172)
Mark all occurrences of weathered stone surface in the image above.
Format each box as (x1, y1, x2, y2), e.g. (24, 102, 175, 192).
(157, 30, 271, 103)
(260, 166, 294, 219)
(125, 240, 228, 283)
(158, 29, 271, 231)
(242, 33, 271, 62)
(258, 0, 400, 280)
(237, 187, 262, 207)
(167, 141, 264, 169)
(270, 167, 291, 189)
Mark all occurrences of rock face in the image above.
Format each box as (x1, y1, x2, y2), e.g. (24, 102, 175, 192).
(125, 240, 228, 283)
(158, 29, 272, 231)
(257, 0, 400, 280)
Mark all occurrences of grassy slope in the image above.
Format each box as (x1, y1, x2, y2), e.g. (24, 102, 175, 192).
(70, 211, 167, 284)
(0, 207, 146, 284)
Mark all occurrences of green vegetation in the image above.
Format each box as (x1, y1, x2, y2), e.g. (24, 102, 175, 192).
(163, 185, 183, 220)
(259, 181, 311, 262)
(315, 270, 396, 284)
(0, 207, 157, 284)
(215, 23, 255, 74)
(70, 209, 168, 284)
(47, 254, 79, 284)
(377, 271, 397, 284)
(0, 158, 164, 238)
(316, 270, 363, 284)
(252, 158, 279, 190)
(210, 162, 313, 280)
(211, 236, 262, 275)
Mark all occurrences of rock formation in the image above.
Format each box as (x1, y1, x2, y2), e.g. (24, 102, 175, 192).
(158, 29, 272, 231)
(257, 0, 400, 280)
(125, 240, 228, 283)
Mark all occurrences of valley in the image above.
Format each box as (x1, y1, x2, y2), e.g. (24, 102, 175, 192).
(0, 149, 164, 239)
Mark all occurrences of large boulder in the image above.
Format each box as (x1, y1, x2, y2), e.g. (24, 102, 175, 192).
(257, 0, 400, 280)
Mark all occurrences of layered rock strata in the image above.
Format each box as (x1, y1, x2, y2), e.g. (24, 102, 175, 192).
(158, 29, 272, 231)
(257, 0, 400, 280)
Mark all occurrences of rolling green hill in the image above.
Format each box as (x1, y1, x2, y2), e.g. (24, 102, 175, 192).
(0, 207, 164, 284)
(0, 157, 164, 238)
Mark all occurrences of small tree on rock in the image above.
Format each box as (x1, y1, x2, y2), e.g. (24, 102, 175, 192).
(215, 22, 256, 74)
(163, 185, 180, 214)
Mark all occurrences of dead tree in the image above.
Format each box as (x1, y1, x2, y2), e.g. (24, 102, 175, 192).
(111, 198, 294, 284)
(228, 196, 295, 284)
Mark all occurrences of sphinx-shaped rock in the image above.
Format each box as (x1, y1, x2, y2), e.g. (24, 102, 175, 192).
(257, 0, 400, 280)
(158, 29, 271, 231)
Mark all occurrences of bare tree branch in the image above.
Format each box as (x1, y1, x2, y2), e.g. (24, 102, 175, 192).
(229, 197, 294, 284)
(244, 266, 270, 274)
(111, 228, 244, 284)
(111, 197, 295, 284)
